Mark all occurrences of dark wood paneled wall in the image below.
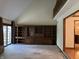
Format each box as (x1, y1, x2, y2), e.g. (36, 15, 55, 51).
(11, 21, 15, 44)
(0, 17, 4, 54)
(14, 25, 57, 45)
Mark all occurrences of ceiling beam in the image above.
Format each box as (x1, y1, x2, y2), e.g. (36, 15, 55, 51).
(53, 0, 67, 17)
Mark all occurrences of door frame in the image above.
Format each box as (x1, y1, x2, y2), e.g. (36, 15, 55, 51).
(63, 10, 79, 51)
(74, 20, 79, 45)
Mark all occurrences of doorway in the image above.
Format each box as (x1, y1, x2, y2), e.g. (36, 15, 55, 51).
(64, 10, 79, 50)
(3, 25, 12, 46)
(63, 10, 79, 59)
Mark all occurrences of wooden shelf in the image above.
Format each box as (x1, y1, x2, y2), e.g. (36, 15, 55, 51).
(14, 26, 56, 45)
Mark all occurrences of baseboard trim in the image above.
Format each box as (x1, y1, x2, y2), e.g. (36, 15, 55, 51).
(57, 45, 70, 59)
(65, 48, 74, 49)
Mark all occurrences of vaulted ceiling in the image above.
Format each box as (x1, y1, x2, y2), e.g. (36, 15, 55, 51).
(15, 0, 57, 25)
(0, 0, 33, 20)
(0, 0, 57, 25)
(0, 0, 79, 25)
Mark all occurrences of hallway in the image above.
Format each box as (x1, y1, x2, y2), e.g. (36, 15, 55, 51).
(0, 44, 66, 59)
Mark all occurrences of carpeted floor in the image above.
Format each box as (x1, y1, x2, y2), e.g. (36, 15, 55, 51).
(0, 44, 67, 59)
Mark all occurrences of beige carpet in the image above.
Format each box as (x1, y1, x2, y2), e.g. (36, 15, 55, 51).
(0, 44, 66, 59)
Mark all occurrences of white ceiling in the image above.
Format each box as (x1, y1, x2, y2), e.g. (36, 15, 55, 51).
(0, 0, 33, 20)
(15, 0, 57, 25)
(0, 0, 57, 25)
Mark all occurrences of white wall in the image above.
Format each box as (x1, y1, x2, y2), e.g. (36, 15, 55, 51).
(57, 18, 64, 50)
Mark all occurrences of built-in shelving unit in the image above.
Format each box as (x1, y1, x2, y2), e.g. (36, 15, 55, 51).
(15, 26, 24, 43)
(14, 25, 57, 45)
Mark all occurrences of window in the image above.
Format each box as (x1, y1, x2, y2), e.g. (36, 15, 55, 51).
(3, 25, 11, 46)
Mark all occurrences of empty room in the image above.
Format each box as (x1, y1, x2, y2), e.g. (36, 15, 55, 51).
(0, 0, 79, 59)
